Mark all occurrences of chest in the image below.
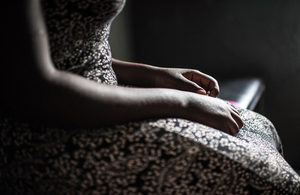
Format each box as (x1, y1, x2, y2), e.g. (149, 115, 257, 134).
(41, 0, 125, 50)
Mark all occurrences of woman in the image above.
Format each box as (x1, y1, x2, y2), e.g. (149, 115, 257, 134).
(0, 0, 299, 194)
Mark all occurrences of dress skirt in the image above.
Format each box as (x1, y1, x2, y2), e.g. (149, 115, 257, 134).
(1, 104, 300, 194)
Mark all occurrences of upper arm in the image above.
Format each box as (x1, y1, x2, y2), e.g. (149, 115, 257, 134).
(0, 0, 55, 75)
(0, 0, 56, 112)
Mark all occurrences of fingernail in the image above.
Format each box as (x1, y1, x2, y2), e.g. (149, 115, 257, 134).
(196, 89, 206, 95)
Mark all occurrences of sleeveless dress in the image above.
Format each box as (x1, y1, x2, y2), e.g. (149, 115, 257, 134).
(1, 0, 300, 194)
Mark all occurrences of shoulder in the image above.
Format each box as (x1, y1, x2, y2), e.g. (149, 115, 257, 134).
(1, 0, 45, 35)
(0, 0, 51, 81)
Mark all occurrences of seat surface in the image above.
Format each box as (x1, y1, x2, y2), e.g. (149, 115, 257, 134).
(218, 77, 265, 110)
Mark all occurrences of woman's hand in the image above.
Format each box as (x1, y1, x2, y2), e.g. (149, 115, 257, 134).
(112, 59, 219, 97)
(181, 93, 244, 135)
(152, 67, 220, 97)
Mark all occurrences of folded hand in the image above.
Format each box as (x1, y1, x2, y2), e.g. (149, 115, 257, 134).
(153, 68, 220, 97)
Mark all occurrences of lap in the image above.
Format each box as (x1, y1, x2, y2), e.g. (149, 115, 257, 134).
(0, 107, 299, 194)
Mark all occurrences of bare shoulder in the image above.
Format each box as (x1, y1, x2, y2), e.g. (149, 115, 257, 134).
(0, 0, 53, 105)
(0, 0, 45, 39)
(0, 0, 28, 33)
(0, 0, 47, 71)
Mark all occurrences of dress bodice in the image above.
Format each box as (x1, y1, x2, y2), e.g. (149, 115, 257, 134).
(41, 0, 125, 85)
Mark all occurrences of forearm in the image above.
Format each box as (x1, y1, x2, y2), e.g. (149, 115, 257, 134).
(49, 71, 189, 127)
(3, 67, 243, 134)
(112, 58, 159, 87)
(3, 68, 188, 128)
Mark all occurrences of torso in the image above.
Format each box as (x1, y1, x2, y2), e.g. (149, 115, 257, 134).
(41, 0, 125, 85)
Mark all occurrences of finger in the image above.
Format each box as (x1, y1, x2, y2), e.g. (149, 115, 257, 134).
(230, 106, 240, 115)
(207, 80, 220, 97)
(200, 75, 219, 89)
(179, 75, 207, 94)
(183, 71, 219, 94)
(231, 111, 244, 129)
(208, 87, 219, 97)
(226, 119, 240, 135)
(196, 88, 208, 95)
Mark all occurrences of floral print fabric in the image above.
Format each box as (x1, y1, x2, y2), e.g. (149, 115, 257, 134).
(1, 0, 300, 194)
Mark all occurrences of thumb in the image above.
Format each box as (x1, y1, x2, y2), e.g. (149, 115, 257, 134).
(196, 88, 207, 95)
(178, 76, 207, 95)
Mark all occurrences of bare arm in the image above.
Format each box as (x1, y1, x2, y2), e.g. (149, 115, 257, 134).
(112, 58, 220, 97)
(0, 0, 183, 128)
(0, 0, 242, 135)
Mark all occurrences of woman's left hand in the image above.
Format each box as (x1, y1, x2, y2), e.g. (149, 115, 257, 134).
(153, 68, 220, 97)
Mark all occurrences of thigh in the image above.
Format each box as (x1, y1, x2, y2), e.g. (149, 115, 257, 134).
(1, 116, 299, 194)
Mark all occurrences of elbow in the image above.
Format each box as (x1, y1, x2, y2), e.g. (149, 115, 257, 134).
(0, 64, 59, 124)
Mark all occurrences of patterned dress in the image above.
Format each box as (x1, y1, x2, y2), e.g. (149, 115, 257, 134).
(1, 0, 300, 194)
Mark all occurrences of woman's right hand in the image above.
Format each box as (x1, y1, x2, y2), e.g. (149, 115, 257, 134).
(181, 93, 244, 135)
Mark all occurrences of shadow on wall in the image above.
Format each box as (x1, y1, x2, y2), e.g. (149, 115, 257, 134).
(110, 0, 300, 170)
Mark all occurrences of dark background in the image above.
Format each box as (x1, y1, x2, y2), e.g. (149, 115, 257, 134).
(109, 0, 300, 170)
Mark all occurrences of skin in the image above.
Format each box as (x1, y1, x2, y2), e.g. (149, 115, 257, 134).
(0, 0, 243, 135)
